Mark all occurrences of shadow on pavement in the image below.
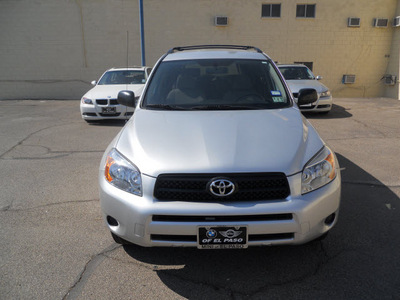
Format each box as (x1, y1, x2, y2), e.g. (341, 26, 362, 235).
(122, 153, 400, 298)
(302, 103, 352, 120)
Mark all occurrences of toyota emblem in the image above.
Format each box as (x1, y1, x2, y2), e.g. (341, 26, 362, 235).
(208, 178, 236, 197)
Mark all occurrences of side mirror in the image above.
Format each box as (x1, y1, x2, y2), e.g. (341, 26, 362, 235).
(91, 80, 97, 86)
(297, 88, 318, 106)
(315, 76, 322, 80)
(117, 90, 137, 107)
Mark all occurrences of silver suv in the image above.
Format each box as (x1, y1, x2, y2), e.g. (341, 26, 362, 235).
(99, 45, 341, 248)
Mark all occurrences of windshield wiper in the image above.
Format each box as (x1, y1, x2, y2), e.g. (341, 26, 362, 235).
(145, 104, 186, 110)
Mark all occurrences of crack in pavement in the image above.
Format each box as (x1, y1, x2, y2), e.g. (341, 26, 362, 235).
(325, 136, 395, 141)
(350, 118, 387, 138)
(0, 122, 81, 159)
(0, 199, 99, 212)
(63, 243, 121, 300)
(0, 150, 105, 160)
(54, 240, 370, 300)
(0, 143, 104, 160)
(342, 181, 400, 189)
(99, 241, 343, 299)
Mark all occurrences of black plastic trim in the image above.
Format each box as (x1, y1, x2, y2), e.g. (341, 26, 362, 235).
(152, 214, 293, 222)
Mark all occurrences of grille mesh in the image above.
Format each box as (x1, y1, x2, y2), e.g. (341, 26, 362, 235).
(96, 99, 118, 105)
(154, 173, 290, 202)
(96, 99, 108, 105)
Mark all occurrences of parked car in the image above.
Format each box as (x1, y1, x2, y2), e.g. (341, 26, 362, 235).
(278, 64, 332, 113)
(80, 67, 152, 122)
(99, 45, 341, 249)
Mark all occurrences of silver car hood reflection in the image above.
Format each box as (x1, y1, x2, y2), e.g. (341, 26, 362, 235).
(115, 107, 324, 176)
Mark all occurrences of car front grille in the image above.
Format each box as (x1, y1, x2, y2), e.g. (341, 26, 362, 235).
(300, 104, 331, 110)
(96, 99, 118, 105)
(99, 113, 121, 117)
(96, 99, 108, 105)
(300, 105, 316, 109)
(154, 173, 290, 202)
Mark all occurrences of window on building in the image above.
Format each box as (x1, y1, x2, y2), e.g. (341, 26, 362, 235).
(294, 62, 313, 71)
(262, 4, 281, 18)
(296, 4, 316, 18)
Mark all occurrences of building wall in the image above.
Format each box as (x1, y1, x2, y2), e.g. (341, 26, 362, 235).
(0, 0, 142, 99)
(0, 0, 398, 100)
(143, 0, 398, 98)
(384, 0, 400, 99)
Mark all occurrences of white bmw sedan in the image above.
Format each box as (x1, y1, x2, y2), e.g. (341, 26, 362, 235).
(278, 64, 332, 114)
(80, 67, 152, 122)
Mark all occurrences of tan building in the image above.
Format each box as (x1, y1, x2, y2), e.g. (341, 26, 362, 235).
(0, 0, 399, 100)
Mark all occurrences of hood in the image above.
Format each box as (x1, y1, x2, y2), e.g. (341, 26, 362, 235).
(84, 84, 144, 99)
(286, 80, 328, 94)
(115, 107, 324, 177)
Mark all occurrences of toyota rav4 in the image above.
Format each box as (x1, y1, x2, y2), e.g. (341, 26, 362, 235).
(99, 45, 341, 249)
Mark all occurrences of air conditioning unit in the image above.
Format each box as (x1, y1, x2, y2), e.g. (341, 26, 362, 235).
(215, 16, 228, 26)
(348, 17, 360, 27)
(393, 16, 400, 27)
(373, 18, 388, 28)
(384, 75, 396, 85)
(343, 75, 356, 84)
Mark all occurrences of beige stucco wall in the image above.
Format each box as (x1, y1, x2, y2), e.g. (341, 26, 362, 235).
(0, 0, 398, 99)
(384, 0, 400, 99)
(0, 0, 142, 99)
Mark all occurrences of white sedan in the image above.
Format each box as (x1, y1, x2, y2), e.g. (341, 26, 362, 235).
(80, 67, 152, 122)
(278, 64, 332, 114)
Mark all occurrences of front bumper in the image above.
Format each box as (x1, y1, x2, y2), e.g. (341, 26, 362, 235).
(80, 103, 134, 120)
(299, 96, 332, 113)
(99, 170, 341, 247)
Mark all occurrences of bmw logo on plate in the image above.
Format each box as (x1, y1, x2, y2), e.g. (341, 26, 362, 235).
(206, 229, 217, 238)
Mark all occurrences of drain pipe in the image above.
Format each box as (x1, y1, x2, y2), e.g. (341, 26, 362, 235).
(138, 0, 146, 66)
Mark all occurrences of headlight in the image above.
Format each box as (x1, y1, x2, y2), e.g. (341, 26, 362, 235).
(82, 97, 93, 104)
(320, 90, 331, 98)
(104, 149, 142, 196)
(302, 146, 337, 194)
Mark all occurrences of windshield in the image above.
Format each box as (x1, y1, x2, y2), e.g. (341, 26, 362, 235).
(142, 59, 290, 110)
(278, 66, 315, 80)
(98, 70, 146, 85)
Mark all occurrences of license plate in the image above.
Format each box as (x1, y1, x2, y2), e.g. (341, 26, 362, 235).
(102, 107, 116, 114)
(198, 226, 248, 249)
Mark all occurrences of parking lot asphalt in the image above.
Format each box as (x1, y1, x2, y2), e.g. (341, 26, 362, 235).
(0, 98, 399, 299)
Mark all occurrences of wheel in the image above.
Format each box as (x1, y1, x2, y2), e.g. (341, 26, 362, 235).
(111, 232, 130, 245)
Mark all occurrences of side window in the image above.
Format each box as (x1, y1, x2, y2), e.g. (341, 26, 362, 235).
(296, 4, 316, 18)
(262, 4, 281, 18)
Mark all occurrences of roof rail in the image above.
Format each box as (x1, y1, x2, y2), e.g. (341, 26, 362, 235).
(167, 45, 263, 54)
